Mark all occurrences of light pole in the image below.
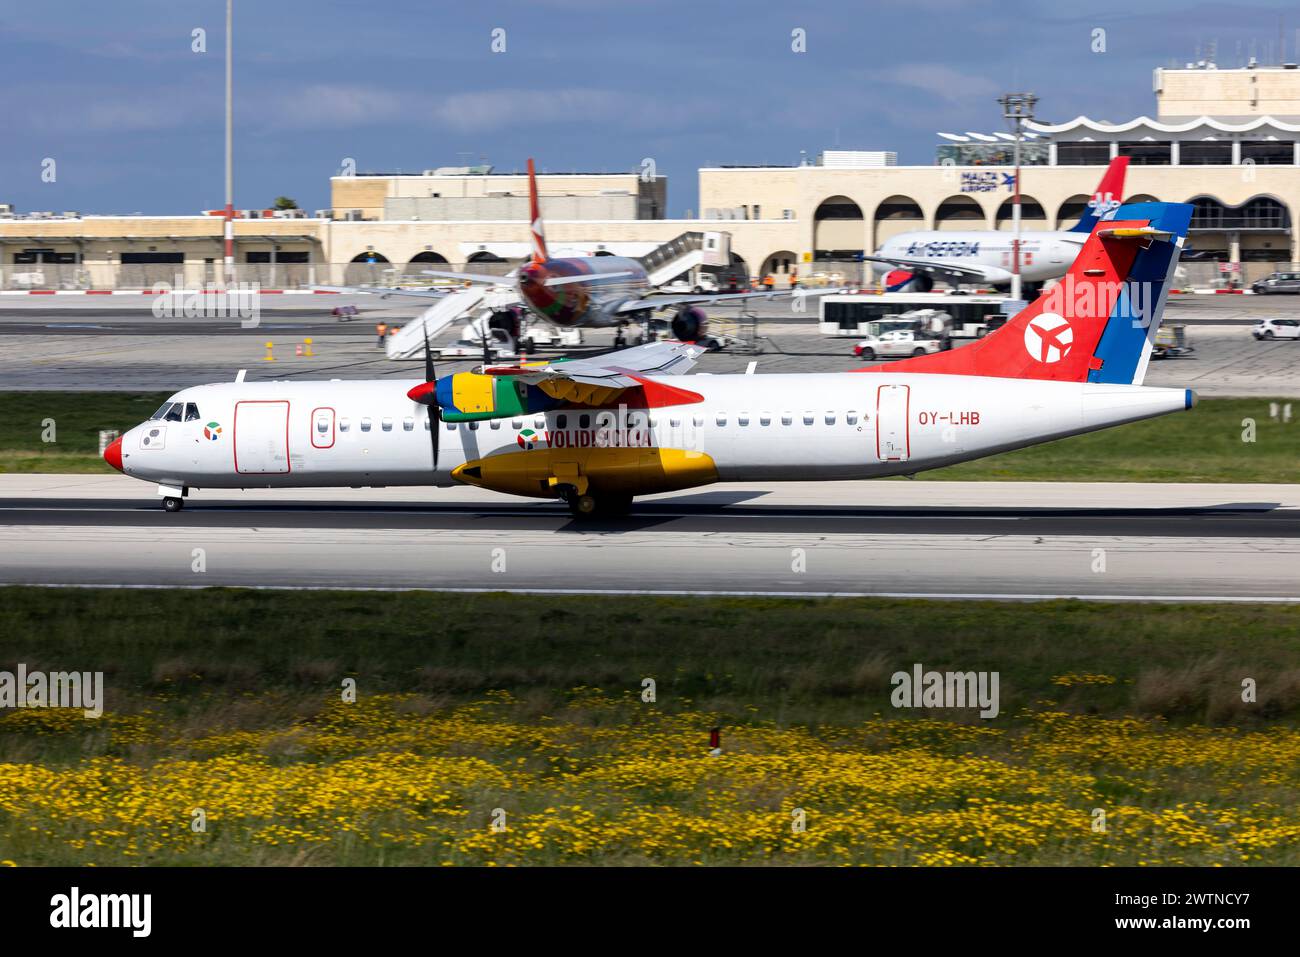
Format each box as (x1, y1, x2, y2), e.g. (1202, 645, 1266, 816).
(224, 0, 234, 288)
(998, 92, 1037, 301)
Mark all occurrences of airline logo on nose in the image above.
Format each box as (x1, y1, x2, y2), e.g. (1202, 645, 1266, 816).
(1024, 312, 1074, 363)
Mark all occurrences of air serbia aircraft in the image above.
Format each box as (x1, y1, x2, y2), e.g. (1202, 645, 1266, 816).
(106, 201, 1194, 519)
(866, 156, 1129, 295)
(334, 158, 810, 342)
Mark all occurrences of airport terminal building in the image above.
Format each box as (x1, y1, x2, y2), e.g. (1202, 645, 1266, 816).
(3, 62, 1299, 289)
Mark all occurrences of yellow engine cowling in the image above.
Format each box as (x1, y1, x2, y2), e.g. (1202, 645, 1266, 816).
(451, 447, 718, 499)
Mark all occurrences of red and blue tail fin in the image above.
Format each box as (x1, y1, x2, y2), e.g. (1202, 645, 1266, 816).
(1066, 156, 1129, 233)
(855, 201, 1192, 386)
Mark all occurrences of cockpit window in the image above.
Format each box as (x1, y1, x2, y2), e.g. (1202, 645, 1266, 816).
(184, 403, 200, 421)
(150, 402, 173, 420)
(164, 404, 184, 422)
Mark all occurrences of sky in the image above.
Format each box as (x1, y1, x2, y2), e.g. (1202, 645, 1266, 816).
(3, 0, 1299, 217)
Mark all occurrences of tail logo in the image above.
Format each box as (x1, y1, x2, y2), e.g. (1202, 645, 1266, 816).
(1089, 191, 1121, 221)
(531, 217, 546, 262)
(1024, 313, 1074, 363)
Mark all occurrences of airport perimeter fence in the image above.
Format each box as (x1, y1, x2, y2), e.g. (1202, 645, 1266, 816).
(0, 259, 1295, 292)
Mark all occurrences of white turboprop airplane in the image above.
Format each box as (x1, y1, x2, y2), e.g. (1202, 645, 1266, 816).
(865, 157, 1129, 295)
(106, 201, 1194, 518)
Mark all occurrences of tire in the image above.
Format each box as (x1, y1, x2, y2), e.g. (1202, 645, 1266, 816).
(859, 347, 875, 360)
(912, 347, 926, 357)
(693, 286, 703, 295)
(1263, 331, 1275, 340)
(162, 496, 183, 513)
(567, 493, 598, 518)
(520, 337, 535, 352)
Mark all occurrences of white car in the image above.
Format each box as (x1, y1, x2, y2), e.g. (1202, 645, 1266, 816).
(1253, 318, 1300, 340)
(853, 329, 943, 360)
(658, 275, 719, 295)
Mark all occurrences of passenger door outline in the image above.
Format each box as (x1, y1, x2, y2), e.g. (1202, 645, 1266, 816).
(875, 384, 910, 462)
(234, 400, 291, 474)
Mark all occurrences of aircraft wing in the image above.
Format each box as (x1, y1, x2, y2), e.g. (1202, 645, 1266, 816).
(615, 287, 841, 314)
(861, 255, 1012, 285)
(422, 268, 517, 287)
(312, 284, 457, 300)
(482, 339, 703, 389)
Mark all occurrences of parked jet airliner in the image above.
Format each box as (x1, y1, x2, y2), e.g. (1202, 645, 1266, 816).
(866, 156, 1129, 295)
(106, 202, 1194, 519)
(333, 158, 810, 342)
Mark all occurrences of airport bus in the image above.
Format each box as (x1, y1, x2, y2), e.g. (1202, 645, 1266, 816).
(818, 292, 1022, 341)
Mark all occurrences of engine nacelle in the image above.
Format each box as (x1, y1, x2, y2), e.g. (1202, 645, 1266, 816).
(671, 305, 708, 342)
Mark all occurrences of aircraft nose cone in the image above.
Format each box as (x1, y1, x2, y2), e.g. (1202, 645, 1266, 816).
(103, 435, 124, 472)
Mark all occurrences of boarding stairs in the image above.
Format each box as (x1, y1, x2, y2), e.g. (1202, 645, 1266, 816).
(639, 231, 731, 286)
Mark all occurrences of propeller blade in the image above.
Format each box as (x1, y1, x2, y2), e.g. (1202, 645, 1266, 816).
(423, 325, 440, 471)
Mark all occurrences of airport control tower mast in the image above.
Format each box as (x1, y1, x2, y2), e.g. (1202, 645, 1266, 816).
(224, 0, 234, 287)
(998, 92, 1037, 302)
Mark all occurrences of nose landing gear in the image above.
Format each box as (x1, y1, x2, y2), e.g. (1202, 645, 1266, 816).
(158, 484, 188, 513)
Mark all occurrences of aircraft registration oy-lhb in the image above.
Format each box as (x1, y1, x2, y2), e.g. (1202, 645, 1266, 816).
(106, 200, 1195, 518)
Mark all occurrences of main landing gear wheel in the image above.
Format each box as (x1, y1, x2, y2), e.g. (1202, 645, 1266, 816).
(162, 496, 184, 513)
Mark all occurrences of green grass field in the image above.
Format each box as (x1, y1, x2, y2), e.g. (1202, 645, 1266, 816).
(0, 588, 1297, 865)
(0, 391, 1295, 482)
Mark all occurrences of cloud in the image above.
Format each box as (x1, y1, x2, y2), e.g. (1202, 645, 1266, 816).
(256, 84, 715, 135)
(872, 64, 1001, 104)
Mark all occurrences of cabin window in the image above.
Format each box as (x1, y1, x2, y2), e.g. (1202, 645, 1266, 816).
(381, 417, 393, 432)
(847, 412, 859, 426)
(759, 413, 771, 426)
(184, 403, 201, 422)
(360, 418, 372, 432)
(339, 418, 350, 432)
(738, 413, 750, 427)
(693, 414, 704, 428)
(534, 416, 545, 430)
(825, 412, 836, 425)
(422, 417, 429, 431)
(469, 421, 479, 431)
(670, 416, 681, 428)
(628, 411, 647, 429)
(489, 419, 501, 430)
(445, 421, 456, 431)
(316, 417, 329, 434)
(556, 414, 567, 429)
(781, 413, 792, 426)
(579, 414, 590, 429)
(511, 418, 523, 430)
(649, 414, 660, 429)
(403, 418, 414, 432)
(716, 413, 727, 427)
(803, 412, 815, 426)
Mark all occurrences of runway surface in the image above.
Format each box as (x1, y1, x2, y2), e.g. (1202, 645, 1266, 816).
(2, 476, 1297, 600)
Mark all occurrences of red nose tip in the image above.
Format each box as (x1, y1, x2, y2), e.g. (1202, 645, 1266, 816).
(103, 436, 124, 472)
